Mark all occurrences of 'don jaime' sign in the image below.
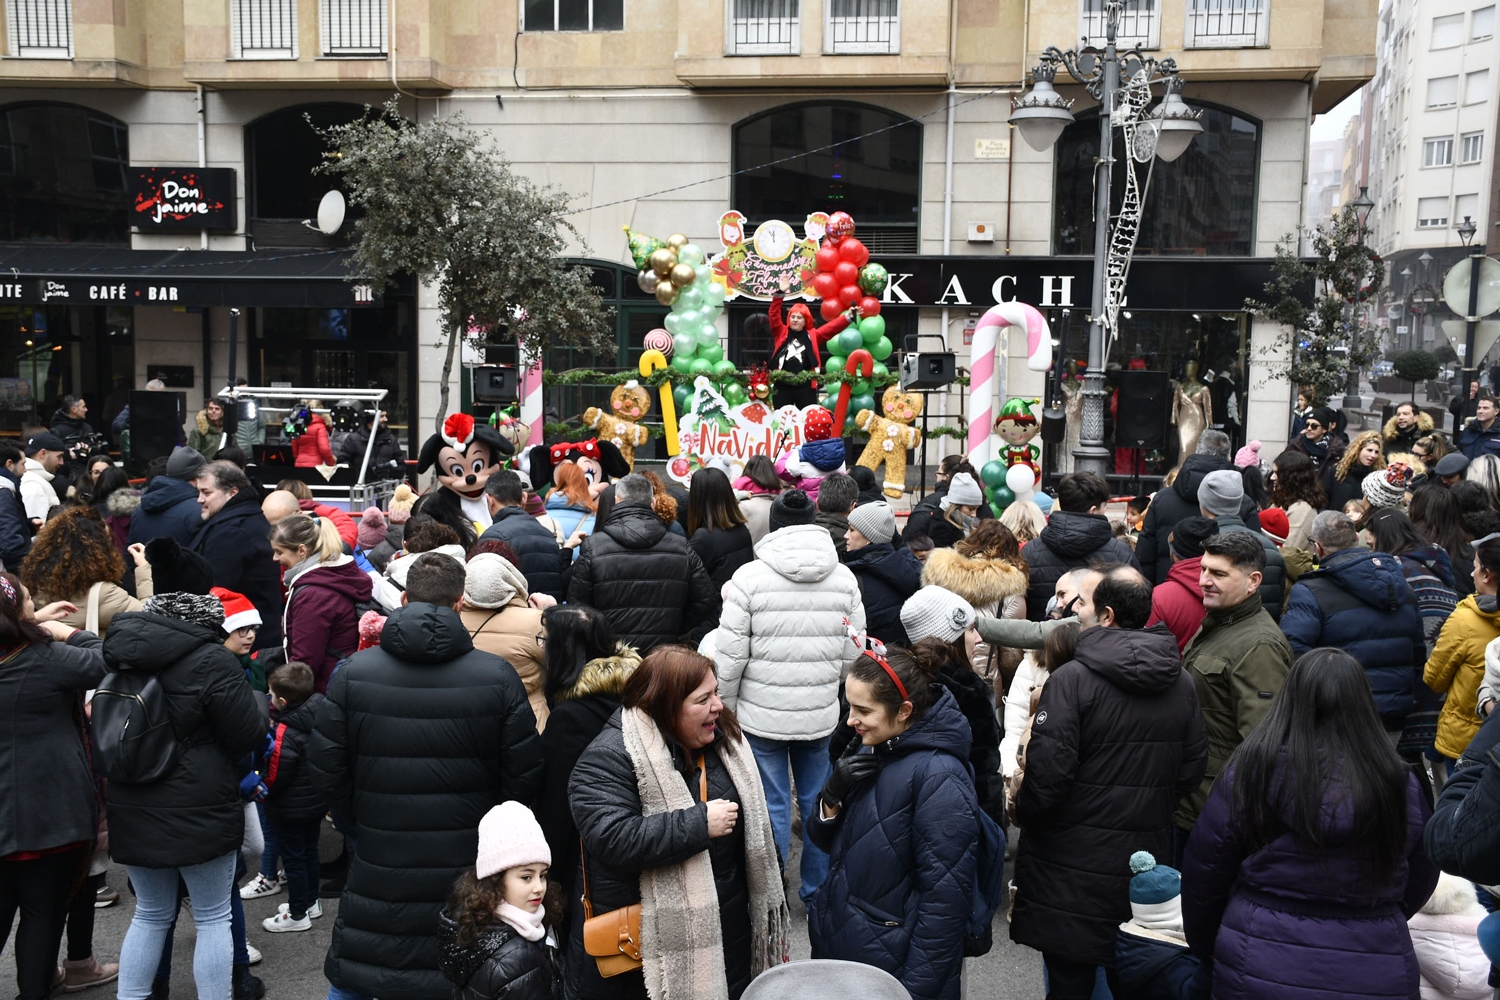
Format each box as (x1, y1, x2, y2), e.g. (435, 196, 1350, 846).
(128, 168, 237, 231)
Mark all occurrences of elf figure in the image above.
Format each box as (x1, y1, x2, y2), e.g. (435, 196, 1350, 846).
(995, 397, 1042, 479)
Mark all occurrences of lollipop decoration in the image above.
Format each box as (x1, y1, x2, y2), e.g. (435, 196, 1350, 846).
(642, 328, 674, 359)
(967, 302, 1052, 467)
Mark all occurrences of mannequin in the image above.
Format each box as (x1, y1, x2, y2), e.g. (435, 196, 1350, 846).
(1172, 360, 1214, 460)
(1060, 359, 1083, 474)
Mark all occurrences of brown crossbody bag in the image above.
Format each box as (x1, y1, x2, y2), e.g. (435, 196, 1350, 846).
(579, 753, 707, 977)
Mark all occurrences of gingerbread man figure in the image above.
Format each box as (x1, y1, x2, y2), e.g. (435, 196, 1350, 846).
(583, 381, 652, 470)
(854, 386, 924, 499)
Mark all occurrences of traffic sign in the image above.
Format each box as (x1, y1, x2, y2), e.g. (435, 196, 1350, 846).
(1443, 255, 1500, 319)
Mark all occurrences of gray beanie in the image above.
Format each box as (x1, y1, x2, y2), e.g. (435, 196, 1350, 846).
(769, 489, 818, 532)
(1197, 469, 1244, 518)
(847, 501, 896, 545)
(165, 445, 206, 481)
(900, 586, 976, 644)
(941, 471, 984, 509)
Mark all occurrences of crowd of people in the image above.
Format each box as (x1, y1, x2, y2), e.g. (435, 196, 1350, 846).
(12, 389, 1500, 1000)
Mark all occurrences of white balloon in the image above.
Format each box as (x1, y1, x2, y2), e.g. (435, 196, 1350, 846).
(1005, 464, 1036, 494)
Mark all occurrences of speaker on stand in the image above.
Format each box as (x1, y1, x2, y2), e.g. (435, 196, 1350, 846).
(127, 390, 187, 476)
(1114, 371, 1171, 495)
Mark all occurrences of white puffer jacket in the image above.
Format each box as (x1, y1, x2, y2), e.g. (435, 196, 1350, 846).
(1408, 872, 1491, 1000)
(714, 523, 865, 741)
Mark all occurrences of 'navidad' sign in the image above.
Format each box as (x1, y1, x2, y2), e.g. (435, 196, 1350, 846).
(128, 168, 237, 231)
(664, 377, 812, 485)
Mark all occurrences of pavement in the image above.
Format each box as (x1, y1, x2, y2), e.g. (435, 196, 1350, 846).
(3, 824, 1048, 999)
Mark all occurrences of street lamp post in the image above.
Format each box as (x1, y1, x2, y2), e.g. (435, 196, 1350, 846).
(1458, 214, 1481, 394)
(1343, 186, 1377, 410)
(1399, 266, 1413, 351)
(1008, 0, 1202, 478)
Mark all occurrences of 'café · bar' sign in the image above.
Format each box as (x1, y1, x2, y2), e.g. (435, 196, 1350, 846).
(128, 168, 237, 231)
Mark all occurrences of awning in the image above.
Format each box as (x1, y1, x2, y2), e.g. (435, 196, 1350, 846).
(0, 244, 385, 308)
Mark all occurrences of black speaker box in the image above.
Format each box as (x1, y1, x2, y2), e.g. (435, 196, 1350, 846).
(128, 391, 187, 475)
(1041, 405, 1066, 445)
(1115, 371, 1171, 451)
(472, 366, 518, 403)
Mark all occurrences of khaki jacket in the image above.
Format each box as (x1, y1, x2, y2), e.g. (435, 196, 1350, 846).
(461, 601, 548, 731)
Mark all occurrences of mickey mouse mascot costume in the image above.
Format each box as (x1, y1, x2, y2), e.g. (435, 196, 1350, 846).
(415, 412, 513, 548)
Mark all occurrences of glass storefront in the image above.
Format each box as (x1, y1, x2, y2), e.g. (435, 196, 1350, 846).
(0, 303, 133, 436)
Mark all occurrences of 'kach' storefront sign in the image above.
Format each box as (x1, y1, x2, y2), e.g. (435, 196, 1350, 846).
(129, 168, 237, 231)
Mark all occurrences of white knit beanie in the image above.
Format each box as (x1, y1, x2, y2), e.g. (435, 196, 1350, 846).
(464, 552, 529, 609)
(475, 801, 551, 879)
(941, 472, 984, 509)
(900, 586, 976, 644)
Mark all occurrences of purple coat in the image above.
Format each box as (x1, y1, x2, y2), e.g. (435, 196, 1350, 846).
(283, 558, 373, 693)
(1182, 764, 1439, 1000)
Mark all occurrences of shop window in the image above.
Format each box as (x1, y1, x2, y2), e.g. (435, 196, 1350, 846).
(1053, 103, 1259, 257)
(732, 102, 922, 254)
(0, 102, 129, 244)
(246, 103, 363, 246)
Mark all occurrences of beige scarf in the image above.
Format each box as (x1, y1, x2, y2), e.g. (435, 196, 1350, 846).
(620, 707, 789, 1000)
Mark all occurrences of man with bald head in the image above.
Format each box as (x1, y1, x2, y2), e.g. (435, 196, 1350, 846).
(1009, 562, 1208, 997)
(263, 488, 356, 551)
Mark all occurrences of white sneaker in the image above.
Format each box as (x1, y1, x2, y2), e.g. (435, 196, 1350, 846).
(245, 944, 262, 966)
(307, 899, 323, 919)
(262, 906, 311, 933)
(239, 874, 282, 899)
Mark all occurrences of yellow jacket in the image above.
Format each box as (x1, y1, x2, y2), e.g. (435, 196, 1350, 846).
(1425, 594, 1500, 759)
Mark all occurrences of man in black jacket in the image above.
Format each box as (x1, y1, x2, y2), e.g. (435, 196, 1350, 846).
(190, 461, 283, 649)
(1011, 565, 1208, 998)
(336, 412, 405, 477)
(1136, 430, 1261, 584)
(1021, 471, 1140, 620)
(1425, 708, 1500, 883)
(568, 473, 719, 652)
(479, 470, 566, 599)
(309, 554, 544, 1000)
(0, 444, 32, 571)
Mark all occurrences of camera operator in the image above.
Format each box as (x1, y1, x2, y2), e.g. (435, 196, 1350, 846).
(336, 409, 405, 479)
(50, 394, 94, 444)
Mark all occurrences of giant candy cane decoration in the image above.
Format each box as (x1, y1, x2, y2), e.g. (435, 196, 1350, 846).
(967, 302, 1052, 467)
(519, 339, 544, 448)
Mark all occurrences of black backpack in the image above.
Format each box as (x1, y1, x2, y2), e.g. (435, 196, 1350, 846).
(89, 670, 181, 784)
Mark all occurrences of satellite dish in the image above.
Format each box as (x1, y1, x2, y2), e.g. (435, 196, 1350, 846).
(316, 190, 346, 236)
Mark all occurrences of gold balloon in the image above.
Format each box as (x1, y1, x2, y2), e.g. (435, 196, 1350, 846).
(649, 247, 677, 278)
(654, 281, 678, 306)
(666, 233, 689, 251)
(670, 262, 697, 287)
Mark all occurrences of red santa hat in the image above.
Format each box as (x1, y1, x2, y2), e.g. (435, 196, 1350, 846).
(211, 587, 262, 634)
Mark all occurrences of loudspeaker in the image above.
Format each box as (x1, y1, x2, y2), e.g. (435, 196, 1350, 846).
(1115, 371, 1171, 451)
(472, 366, 518, 403)
(128, 391, 186, 475)
(1041, 405, 1066, 445)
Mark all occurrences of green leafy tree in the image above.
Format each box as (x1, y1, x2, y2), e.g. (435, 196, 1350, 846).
(1393, 349, 1441, 399)
(316, 100, 612, 431)
(1248, 206, 1384, 405)
(1434, 344, 1459, 365)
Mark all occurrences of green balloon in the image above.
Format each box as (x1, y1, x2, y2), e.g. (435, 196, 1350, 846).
(870, 336, 893, 361)
(679, 286, 704, 310)
(871, 361, 889, 380)
(858, 262, 889, 296)
(694, 265, 711, 286)
(849, 392, 876, 416)
(671, 354, 695, 374)
(835, 329, 864, 356)
(843, 416, 859, 436)
(852, 378, 871, 396)
(990, 485, 1016, 510)
(678, 244, 705, 266)
(690, 359, 713, 376)
(818, 395, 834, 410)
(673, 384, 691, 409)
(712, 359, 737, 378)
(699, 343, 724, 364)
(825, 355, 846, 376)
(696, 325, 719, 348)
(979, 460, 1007, 488)
(858, 315, 886, 343)
(723, 382, 747, 406)
(703, 283, 727, 307)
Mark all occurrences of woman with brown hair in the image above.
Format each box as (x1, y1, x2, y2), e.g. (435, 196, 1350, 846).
(639, 469, 687, 537)
(1268, 450, 1326, 551)
(734, 455, 781, 546)
(686, 468, 754, 594)
(567, 645, 789, 1000)
(22, 506, 153, 635)
(1322, 429, 1387, 511)
(919, 519, 1029, 695)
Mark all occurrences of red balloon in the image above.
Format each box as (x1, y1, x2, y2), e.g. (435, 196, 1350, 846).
(858, 296, 881, 318)
(820, 298, 844, 322)
(811, 273, 839, 299)
(833, 261, 859, 286)
(815, 246, 840, 273)
(826, 211, 856, 241)
(838, 238, 870, 267)
(839, 284, 861, 307)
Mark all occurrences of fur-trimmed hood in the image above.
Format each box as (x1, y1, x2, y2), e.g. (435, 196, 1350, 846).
(919, 546, 1028, 607)
(1419, 872, 1486, 916)
(555, 644, 641, 703)
(193, 409, 227, 436)
(105, 488, 141, 518)
(1383, 411, 1434, 442)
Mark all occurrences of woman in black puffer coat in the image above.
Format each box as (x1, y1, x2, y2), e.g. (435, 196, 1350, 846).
(103, 593, 268, 1000)
(808, 646, 980, 1000)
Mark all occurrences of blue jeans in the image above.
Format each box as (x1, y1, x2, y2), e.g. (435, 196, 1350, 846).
(746, 733, 831, 902)
(120, 851, 237, 1000)
(270, 815, 322, 918)
(327, 985, 373, 1000)
(256, 801, 279, 880)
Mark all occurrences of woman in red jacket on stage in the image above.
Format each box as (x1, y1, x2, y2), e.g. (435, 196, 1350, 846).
(769, 273, 858, 411)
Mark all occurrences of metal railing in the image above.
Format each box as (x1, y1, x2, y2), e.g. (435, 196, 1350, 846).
(4, 0, 72, 57)
(321, 0, 386, 55)
(825, 0, 898, 54)
(230, 0, 298, 59)
(727, 0, 799, 55)
(1079, 0, 1158, 49)
(1184, 0, 1268, 48)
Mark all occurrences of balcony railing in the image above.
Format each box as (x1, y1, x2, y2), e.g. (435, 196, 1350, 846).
(321, 0, 386, 55)
(726, 0, 800, 55)
(230, 0, 298, 59)
(1079, 0, 1159, 50)
(4, 0, 73, 58)
(1185, 0, 1268, 48)
(824, 0, 898, 54)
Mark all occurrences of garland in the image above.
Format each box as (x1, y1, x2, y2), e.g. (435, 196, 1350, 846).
(541, 367, 973, 389)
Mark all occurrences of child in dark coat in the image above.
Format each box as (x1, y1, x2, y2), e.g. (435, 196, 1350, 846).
(1111, 852, 1209, 1000)
(438, 802, 559, 1000)
(259, 662, 328, 932)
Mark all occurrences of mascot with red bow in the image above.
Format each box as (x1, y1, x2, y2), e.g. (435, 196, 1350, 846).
(526, 437, 631, 497)
(415, 412, 513, 548)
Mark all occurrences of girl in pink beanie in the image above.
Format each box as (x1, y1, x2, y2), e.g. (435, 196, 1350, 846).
(438, 802, 558, 1000)
(1234, 440, 1262, 469)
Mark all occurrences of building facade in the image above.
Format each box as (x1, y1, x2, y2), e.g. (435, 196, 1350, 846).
(0, 0, 1375, 481)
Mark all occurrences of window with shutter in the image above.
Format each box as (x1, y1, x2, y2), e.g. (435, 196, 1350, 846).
(320, 0, 386, 54)
(1455, 194, 1479, 226)
(1474, 5, 1495, 39)
(4, 0, 73, 57)
(1423, 136, 1454, 167)
(1432, 12, 1464, 48)
(1427, 75, 1459, 108)
(1417, 197, 1450, 228)
(231, 0, 298, 58)
(1465, 69, 1491, 104)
